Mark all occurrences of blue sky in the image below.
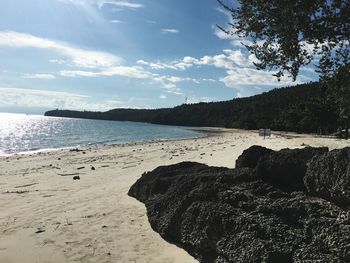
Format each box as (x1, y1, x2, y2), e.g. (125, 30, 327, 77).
(0, 0, 318, 114)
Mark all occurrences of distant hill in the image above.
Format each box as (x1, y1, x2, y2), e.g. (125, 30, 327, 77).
(45, 82, 339, 134)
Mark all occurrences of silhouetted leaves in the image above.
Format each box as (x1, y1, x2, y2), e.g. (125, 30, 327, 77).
(218, 0, 350, 81)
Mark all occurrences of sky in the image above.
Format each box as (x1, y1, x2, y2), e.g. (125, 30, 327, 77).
(0, 0, 319, 114)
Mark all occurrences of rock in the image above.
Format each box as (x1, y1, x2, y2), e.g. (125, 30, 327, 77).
(256, 147, 328, 191)
(70, 148, 83, 152)
(128, 162, 213, 203)
(129, 150, 350, 262)
(91, 166, 96, 171)
(73, 176, 80, 180)
(236, 146, 328, 191)
(235, 145, 274, 169)
(304, 147, 350, 206)
(35, 229, 45, 234)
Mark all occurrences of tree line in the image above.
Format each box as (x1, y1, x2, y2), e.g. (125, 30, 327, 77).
(45, 82, 340, 135)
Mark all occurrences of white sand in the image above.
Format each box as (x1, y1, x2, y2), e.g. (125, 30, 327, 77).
(0, 129, 349, 263)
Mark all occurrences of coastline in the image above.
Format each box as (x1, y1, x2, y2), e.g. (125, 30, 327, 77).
(1, 128, 349, 263)
(0, 126, 217, 157)
(0, 112, 209, 157)
(0, 126, 212, 157)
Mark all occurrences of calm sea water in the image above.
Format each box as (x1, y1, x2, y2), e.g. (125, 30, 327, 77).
(0, 113, 203, 155)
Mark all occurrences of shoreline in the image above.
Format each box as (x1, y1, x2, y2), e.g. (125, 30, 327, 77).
(0, 126, 226, 157)
(1, 129, 350, 263)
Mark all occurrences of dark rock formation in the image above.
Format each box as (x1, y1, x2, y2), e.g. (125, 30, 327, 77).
(235, 145, 274, 169)
(128, 146, 350, 263)
(255, 147, 328, 191)
(305, 147, 350, 206)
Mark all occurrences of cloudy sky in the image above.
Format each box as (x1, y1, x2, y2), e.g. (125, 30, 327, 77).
(0, 0, 318, 114)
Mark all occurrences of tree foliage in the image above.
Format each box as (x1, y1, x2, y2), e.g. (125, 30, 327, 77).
(45, 82, 340, 135)
(218, 0, 350, 81)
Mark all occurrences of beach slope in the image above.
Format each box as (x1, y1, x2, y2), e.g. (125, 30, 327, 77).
(0, 129, 348, 262)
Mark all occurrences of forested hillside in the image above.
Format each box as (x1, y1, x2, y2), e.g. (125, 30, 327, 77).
(45, 82, 340, 134)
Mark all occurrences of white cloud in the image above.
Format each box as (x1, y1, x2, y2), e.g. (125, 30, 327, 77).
(220, 68, 298, 87)
(58, 0, 144, 9)
(149, 63, 176, 70)
(60, 66, 151, 79)
(96, 0, 143, 9)
(136, 60, 179, 70)
(0, 31, 122, 69)
(153, 75, 200, 85)
(163, 83, 177, 90)
(223, 49, 249, 66)
(214, 26, 236, 40)
(161, 29, 180, 34)
(136, 60, 149, 65)
(190, 51, 297, 95)
(172, 62, 193, 70)
(57, 57, 187, 95)
(142, 49, 309, 96)
(202, 78, 217, 82)
(110, 19, 125, 24)
(159, 94, 167, 99)
(22, 73, 56, 80)
(49, 59, 66, 65)
(151, 77, 184, 96)
(57, 0, 87, 6)
(0, 87, 88, 100)
(130, 50, 301, 97)
(136, 58, 196, 71)
(124, 48, 309, 97)
(2, 87, 127, 111)
(183, 56, 198, 64)
(187, 96, 213, 104)
(167, 89, 183, 96)
(166, 76, 183, 83)
(179, 50, 248, 69)
(1, 31, 306, 101)
(191, 79, 200, 84)
(0, 87, 124, 111)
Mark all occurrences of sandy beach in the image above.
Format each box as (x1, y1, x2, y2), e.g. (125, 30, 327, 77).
(1, 128, 349, 263)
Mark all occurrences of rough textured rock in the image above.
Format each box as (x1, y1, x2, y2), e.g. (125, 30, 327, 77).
(235, 146, 274, 169)
(128, 147, 350, 263)
(305, 147, 350, 206)
(256, 147, 328, 191)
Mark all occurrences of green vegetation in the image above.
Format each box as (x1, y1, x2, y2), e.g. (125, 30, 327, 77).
(218, 0, 349, 81)
(216, 0, 349, 136)
(45, 82, 340, 134)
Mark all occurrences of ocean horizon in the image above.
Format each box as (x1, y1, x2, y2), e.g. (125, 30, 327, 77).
(0, 112, 204, 155)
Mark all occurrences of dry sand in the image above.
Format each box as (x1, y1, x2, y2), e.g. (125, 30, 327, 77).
(0, 128, 349, 263)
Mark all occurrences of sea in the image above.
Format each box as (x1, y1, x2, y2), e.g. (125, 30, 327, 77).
(0, 112, 204, 155)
